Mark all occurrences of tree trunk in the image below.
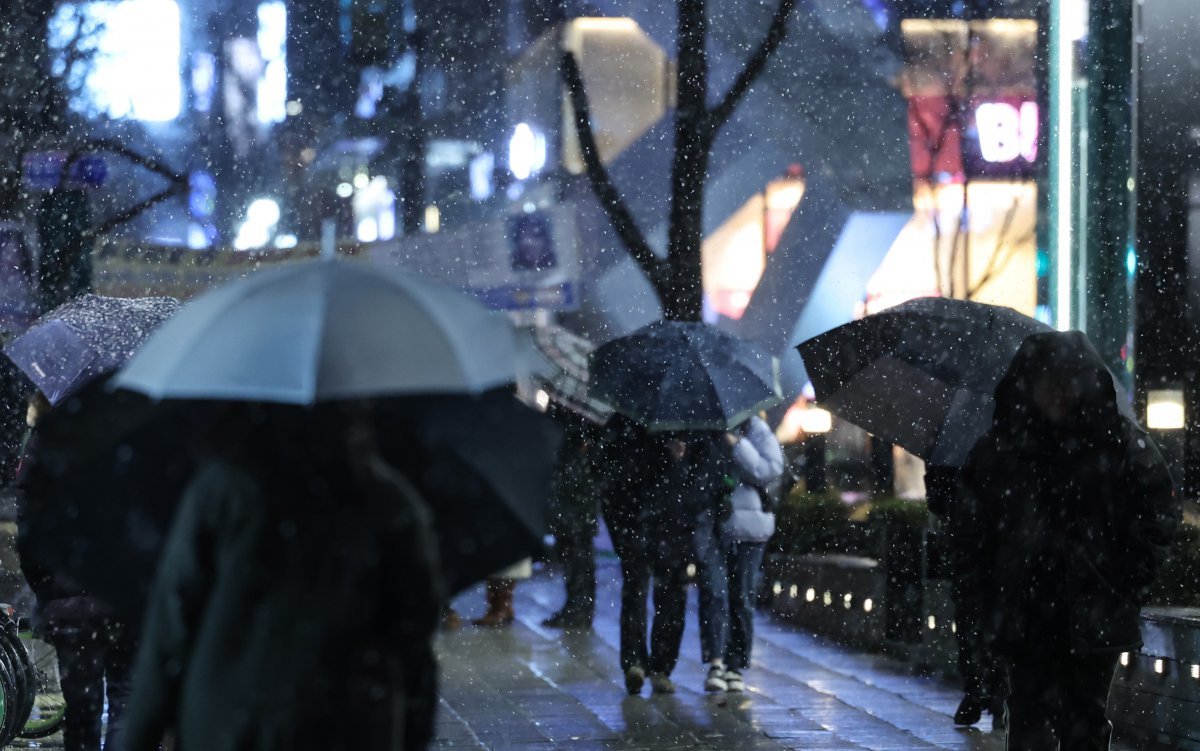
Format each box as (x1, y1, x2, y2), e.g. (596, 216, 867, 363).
(665, 0, 711, 322)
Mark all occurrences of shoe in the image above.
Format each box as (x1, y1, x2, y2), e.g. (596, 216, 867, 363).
(473, 579, 516, 627)
(542, 610, 592, 629)
(953, 696, 985, 726)
(704, 665, 728, 692)
(724, 670, 745, 693)
(625, 665, 646, 695)
(650, 673, 676, 694)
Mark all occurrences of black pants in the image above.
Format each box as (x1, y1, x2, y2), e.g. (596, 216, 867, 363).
(51, 623, 137, 751)
(954, 595, 1004, 702)
(552, 526, 595, 619)
(608, 522, 688, 676)
(1005, 651, 1118, 751)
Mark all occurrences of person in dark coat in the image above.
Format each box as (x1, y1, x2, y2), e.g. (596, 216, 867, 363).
(543, 424, 600, 629)
(120, 403, 444, 751)
(925, 465, 1004, 728)
(17, 392, 137, 751)
(959, 331, 1179, 751)
(598, 415, 709, 696)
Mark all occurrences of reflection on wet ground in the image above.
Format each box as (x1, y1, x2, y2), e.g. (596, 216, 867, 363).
(437, 556, 1018, 751)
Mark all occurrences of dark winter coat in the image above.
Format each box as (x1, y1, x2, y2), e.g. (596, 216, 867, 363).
(960, 332, 1178, 656)
(120, 449, 443, 751)
(597, 418, 725, 555)
(15, 428, 118, 632)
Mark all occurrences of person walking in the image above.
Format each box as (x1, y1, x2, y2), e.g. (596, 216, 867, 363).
(959, 332, 1179, 751)
(925, 465, 1005, 728)
(542, 425, 600, 629)
(710, 414, 784, 693)
(690, 428, 735, 693)
(598, 415, 697, 696)
(17, 393, 136, 751)
(120, 403, 444, 751)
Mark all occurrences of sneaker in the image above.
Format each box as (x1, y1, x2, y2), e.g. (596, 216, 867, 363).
(625, 666, 646, 695)
(704, 665, 728, 692)
(724, 670, 745, 692)
(650, 673, 676, 694)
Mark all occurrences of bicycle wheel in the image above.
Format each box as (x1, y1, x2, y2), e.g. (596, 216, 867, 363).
(0, 646, 20, 746)
(15, 631, 64, 740)
(0, 623, 35, 726)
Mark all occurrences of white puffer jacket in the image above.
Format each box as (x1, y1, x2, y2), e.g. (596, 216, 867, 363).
(724, 416, 785, 543)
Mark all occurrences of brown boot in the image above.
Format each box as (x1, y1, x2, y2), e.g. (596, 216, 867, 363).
(473, 579, 516, 627)
(441, 607, 463, 631)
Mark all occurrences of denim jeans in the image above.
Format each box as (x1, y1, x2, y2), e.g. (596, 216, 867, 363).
(724, 542, 765, 671)
(694, 514, 729, 664)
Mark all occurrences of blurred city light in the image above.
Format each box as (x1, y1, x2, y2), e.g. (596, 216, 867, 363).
(256, 1, 288, 124)
(50, 0, 182, 122)
(508, 123, 547, 181)
(233, 198, 281, 250)
(1147, 389, 1186, 431)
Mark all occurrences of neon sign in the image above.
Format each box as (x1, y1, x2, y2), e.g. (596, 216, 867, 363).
(975, 101, 1039, 164)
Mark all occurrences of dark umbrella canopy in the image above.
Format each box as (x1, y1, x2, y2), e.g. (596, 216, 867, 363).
(4, 294, 179, 405)
(375, 389, 562, 593)
(798, 297, 1135, 466)
(588, 320, 782, 432)
(17, 381, 198, 622)
(23, 386, 559, 620)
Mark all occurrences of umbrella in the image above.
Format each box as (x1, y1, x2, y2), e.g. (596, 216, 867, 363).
(4, 294, 179, 405)
(375, 389, 562, 593)
(24, 387, 560, 619)
(529, 325, 613, 425)
(115, 258, 522, 404)
(17, 381, 198, 622)
(797, 297, 1135, 466)
(588, 320, 782, 432)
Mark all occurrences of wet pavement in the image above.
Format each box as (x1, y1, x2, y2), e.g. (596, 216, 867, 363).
(436, 555, 1011, 751)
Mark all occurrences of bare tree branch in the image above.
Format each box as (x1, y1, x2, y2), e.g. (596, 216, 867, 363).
(84, 138, 189, 185)
(706, 0, 799, 133)
(83, 183, 187, 238)
(560, 52, 666, 290)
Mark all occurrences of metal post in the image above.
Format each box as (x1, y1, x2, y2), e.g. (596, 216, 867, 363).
(1084, 0, 1136, 387)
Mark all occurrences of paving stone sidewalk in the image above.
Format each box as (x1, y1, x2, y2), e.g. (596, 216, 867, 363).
(437, 558, 1017, 751)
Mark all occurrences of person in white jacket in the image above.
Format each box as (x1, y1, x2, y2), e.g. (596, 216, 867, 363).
(711, 414, 784, 692)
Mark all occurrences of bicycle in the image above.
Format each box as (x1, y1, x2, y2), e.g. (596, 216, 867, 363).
(0, 608, 66, 744)
(14, 623, 65, 740)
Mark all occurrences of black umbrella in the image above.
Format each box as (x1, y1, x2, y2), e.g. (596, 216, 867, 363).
(374, 388, 562, 593)
(588, 320, 782, 432)
(797, 297, 1135, 466)
(23, 385, 559, 618)
(17, 381, 198, 622)
(4, 295, 179, 405)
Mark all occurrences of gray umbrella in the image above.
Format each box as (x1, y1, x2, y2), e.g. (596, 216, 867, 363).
(115, 259, 522, 404)
(529, 325, 613, 425)
(797, 297, 1136, 466)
